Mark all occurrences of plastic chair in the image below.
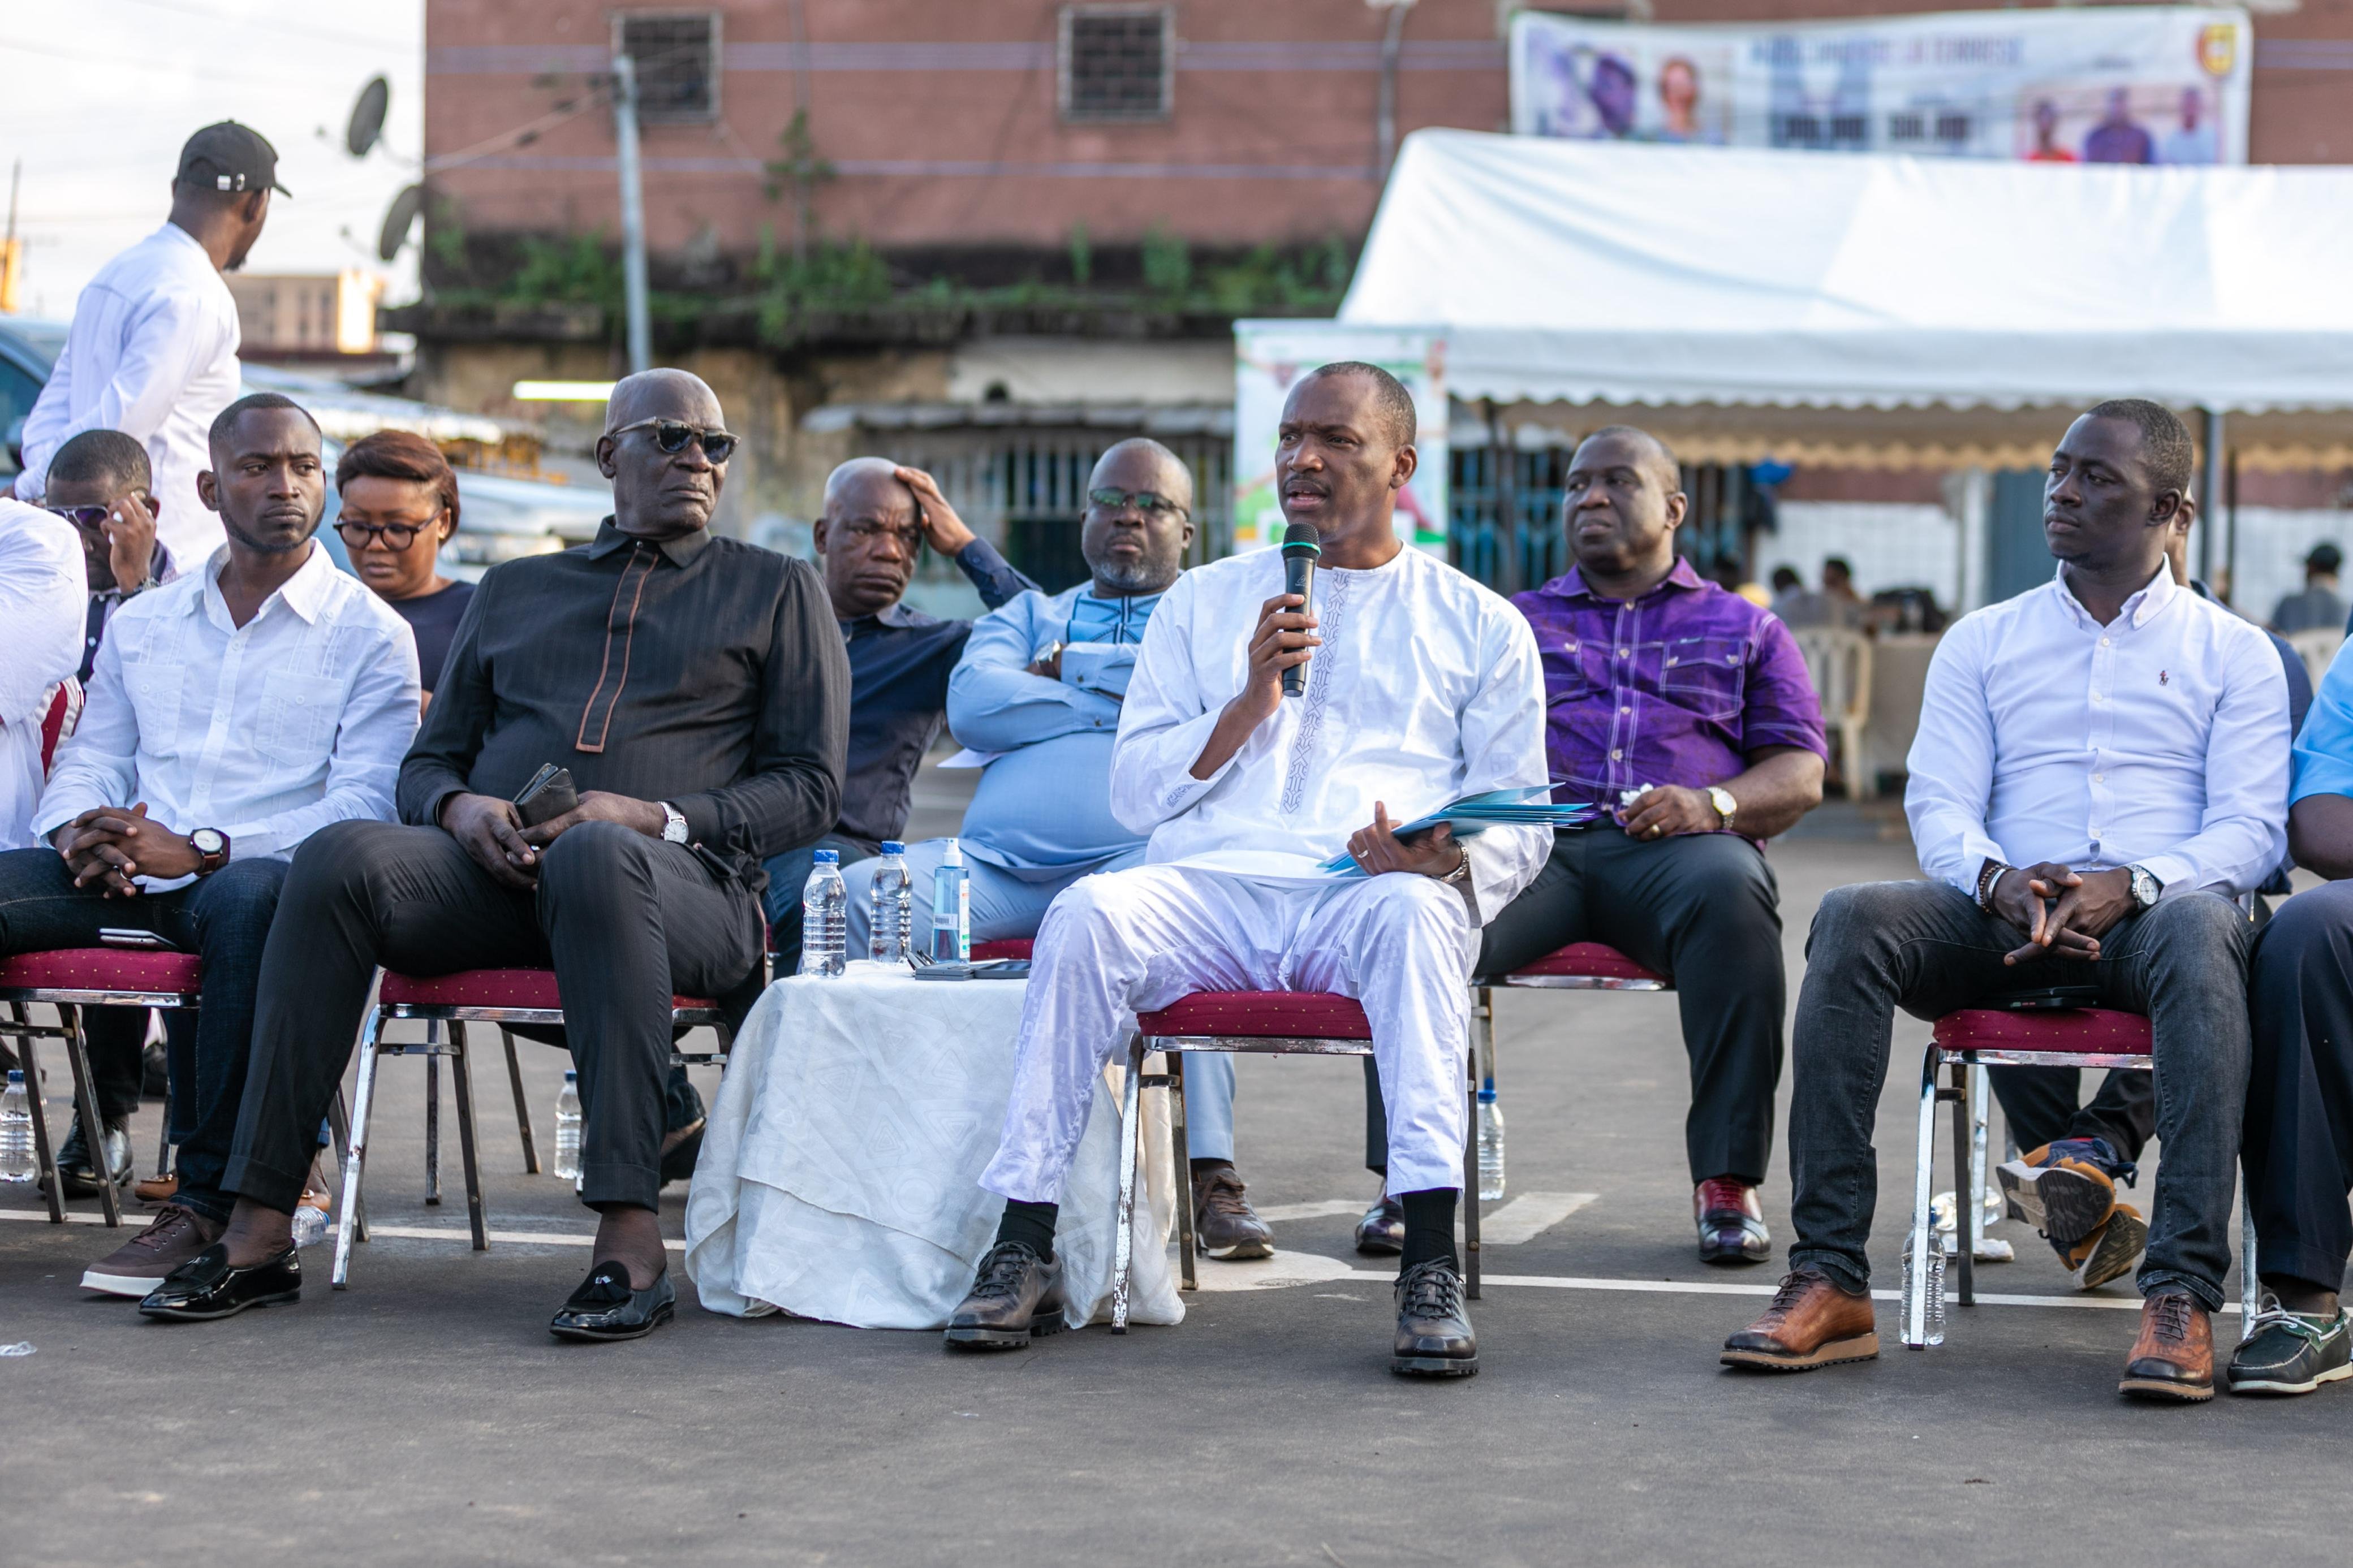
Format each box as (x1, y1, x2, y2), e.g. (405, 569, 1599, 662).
(2287, 628, 2345, 693)
(1905, 997, 2258, 1349)
(1791, 627, 1875, 799)
(332, 968, 734, 1289)
(1109, 990, 1483, 1333)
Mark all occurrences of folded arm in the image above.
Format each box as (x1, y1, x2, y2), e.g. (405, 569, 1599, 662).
(947, 597, 1122, 752)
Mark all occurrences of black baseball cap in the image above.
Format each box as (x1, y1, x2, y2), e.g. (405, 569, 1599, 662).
(176, 122, 291, 198)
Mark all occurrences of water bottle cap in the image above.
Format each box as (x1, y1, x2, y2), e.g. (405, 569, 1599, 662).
(5, 1069, 19, 1085)
(1477, 1086, 1498, 1103)
(813, 849, 839, 863)
(881, 841, 904, 855)
(563, 1070, 577, 1082)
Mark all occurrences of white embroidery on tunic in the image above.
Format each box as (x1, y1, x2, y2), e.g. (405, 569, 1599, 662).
(1280, 569, 1349, 814)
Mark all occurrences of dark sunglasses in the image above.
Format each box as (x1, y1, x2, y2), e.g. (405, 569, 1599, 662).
(1087, 487, 1187, 519)
(610, 417, 739, 464)
(336, 519, 438, 551)
(45, 504, 118, 529)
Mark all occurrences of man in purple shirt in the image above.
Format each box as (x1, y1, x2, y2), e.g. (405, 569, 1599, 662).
(1358, 426, 1827, 1265)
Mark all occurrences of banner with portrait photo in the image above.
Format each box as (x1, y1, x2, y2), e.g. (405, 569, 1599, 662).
(1231, 323, 1449, 558)
(1510, 5, 2251, 165)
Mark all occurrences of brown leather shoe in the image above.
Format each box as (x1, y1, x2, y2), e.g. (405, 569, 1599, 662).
(2120, 1289, 2214, 1402)
(1193, 1165, 1274, 1260)
(1721, 1268, 1880, 1371)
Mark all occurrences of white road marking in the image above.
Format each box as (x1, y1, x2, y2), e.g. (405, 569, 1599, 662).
(1256, 1199, 1374, 1223)
(1477, 1191, 1598, 1245)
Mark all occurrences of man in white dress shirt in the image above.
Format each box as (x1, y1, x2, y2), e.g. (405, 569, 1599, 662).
(942, 363, 1549, 1377)
(0, 499, 87, 849)
(1722, 400, 2289, 1402)
(1, 393, 419, 1298)
(14, 123, 282, 567)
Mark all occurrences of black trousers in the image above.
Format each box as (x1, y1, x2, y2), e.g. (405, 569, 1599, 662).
(0, 848, 288, 1223)
(223, 819, 764, 1215)
(2245, 878, 2353, 1293)
(1365, 826, 1789, 1186)
(1986, 1060, 2155, 1162)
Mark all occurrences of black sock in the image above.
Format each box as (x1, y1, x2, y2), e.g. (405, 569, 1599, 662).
(1398, 1187, 1458, 1273)
(1189, 1157, 1234, 1181)
(994, 1199, 1058, 1262)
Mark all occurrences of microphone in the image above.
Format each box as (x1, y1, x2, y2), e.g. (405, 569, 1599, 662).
(1279, 521, 1320, 699)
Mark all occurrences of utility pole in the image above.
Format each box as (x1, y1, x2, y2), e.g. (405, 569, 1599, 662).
(0, 159, 21, 316)
(1371, 0, 1416, 182)
(2199, 406, 2225, 589)
(611, 54, 652, 374)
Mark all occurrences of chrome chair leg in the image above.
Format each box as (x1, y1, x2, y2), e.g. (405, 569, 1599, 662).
(1464, 1042, 1481, 1301)
(1903, 1043, 1942, 1348)
(5, 1006, 65, 1224)
(333, 1013, 383, 1290)
(449, 1022, 488, 1252)
(1110, 1032, 1145, 1334)
(1167, 1049, 1196, 1291)
(1967, 1061, 1990, 1262)
(2240, 1171, 2260, 1341)
(501, 1028, 540, 1174)
(423, 1022, 442, 1206)
(1950, 1061, 1972, 1308)
(58, 1005, 121, 1226)
(326, 1085, 364, 1243)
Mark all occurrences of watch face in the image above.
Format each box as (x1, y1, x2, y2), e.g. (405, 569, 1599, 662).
(190, 829, 225, 854)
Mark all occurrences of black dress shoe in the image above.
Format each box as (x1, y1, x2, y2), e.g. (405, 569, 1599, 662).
(1695, 1178, 1772, 1267)
(137, 1244, 301, 1321)
(943, 1242, 1066, 1351)
(1393, 1258, 1478, 1377)
(549, 1263, 676, 1342)
(52, 1117, 132, 1198)
(1355, 1195, 1404, 1256)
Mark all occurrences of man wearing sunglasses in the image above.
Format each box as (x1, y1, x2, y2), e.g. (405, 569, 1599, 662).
(758, 456, 1036, 966)
(152, 371, 848, 1339)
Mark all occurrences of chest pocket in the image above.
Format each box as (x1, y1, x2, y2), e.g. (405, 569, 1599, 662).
(119, 660, 188, 757)
(1660, 636, 1747, 722)
(1542, 634, 1600, 704)
(255, 669, 346, 768)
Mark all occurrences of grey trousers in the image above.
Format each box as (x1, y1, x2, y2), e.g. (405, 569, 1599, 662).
(1786, 879, 2251, 1311)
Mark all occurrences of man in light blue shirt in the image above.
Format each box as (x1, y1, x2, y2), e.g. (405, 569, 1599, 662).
(842, 439, 1272, 1259)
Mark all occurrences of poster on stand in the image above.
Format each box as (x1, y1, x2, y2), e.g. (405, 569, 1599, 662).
(1231, 323, 1449, 558)
(1511, 6, 2251, 165)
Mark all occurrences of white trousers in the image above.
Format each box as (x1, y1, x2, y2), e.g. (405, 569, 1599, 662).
(979, 863, 1477, 1205)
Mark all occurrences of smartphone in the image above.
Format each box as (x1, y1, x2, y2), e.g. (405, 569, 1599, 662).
(98, 928, 178, 951)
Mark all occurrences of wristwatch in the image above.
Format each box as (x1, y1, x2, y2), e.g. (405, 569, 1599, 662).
(2127, 864, 2163, 911)
(188, 827, 229, 876)
(658, 802, 689, 845)
(1440, 844, 1473, 885)
(1706, 786, 1738, 832)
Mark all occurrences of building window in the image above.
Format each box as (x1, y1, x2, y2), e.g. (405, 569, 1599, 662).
(1060, 5, 1173, 123)
(614, 12, 721, 124)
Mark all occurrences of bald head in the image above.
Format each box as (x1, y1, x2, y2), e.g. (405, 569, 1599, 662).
(604, 368, 723, 434)
(594, 368, 729, 538)
(822, 456, 908, 518)
(1088, 438, 1192, 511)
(1083, 438, 1195, 595)
(1562, 424, 1687, 598)
(1577, 426, 1679, 492)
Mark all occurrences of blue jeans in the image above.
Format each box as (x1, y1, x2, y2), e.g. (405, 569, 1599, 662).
(0, 847, 289, 1223)
(838, 840, 1240, 1163)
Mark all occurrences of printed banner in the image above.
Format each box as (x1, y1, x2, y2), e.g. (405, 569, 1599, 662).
(1232, 323, 1449, 558)
(1511, 6, 2251, 165)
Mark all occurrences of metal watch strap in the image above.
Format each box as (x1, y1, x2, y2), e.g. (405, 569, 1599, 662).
(1441, 845, 1473, 885)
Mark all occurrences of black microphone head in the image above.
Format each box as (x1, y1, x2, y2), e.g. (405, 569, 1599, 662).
(1281, 521, 1321, 558)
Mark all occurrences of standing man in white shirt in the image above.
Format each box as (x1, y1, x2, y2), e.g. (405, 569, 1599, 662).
(0, 498, 87, 849)
(3, 392, 419, 1298)
(13, 123, 283, 568)
(1721, 400, 2289, 1402)
(942, 363, 1549, 1377)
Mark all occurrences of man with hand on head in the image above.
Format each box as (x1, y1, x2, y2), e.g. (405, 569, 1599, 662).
(1358, 426, 1826, 1264)
(5, 394, 419, 1298)
(1722, 400, 2288, 1402)
(760, 459, 1035, 967)
(140, 372, 847, 1340)
(15, 123, 283, 567)
(841, 439, 1272, 1260)
(944, 363, 1547, 1377)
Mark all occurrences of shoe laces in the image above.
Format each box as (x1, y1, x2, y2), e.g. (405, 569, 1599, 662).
(967, 1241, 1041, 1303)
(1196, 1171, 1253, 1218)
(1398, 1260, 1463, 1318)
(130, 1205, 203, 1252)
(1766, 1269, 1824, 1316)
(2247, 1294, 2341, 1344)
(1697, 1177, 1751, 1216)
(2149, 1291, 2196, 1344)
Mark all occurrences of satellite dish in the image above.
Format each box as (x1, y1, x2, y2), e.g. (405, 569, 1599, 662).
(376, 183, 423, 262)
(346, 75, 390, 158)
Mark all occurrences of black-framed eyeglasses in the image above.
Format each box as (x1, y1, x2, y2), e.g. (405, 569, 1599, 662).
(336, 519, 437, 551)
(1087, 487, 1187, 519)
(45, 504, 115, 529)
(610, 417, 739, 464)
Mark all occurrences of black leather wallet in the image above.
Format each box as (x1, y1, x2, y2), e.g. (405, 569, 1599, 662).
(512, 764, 580, 828)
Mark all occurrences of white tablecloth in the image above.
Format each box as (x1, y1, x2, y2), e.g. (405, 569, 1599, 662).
(683, 961, 1184, 1331)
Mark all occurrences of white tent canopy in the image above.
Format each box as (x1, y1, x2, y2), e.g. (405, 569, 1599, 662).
(1340, 129, 2353, 417)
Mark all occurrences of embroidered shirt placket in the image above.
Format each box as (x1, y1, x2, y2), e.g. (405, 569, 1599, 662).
(1280, 569, 1347, 815)
(576, 542, 658, 754)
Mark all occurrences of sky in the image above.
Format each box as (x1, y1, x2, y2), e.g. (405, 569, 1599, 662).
(1, 0, 423, 322)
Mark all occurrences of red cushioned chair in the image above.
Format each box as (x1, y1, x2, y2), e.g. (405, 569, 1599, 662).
(0, 948, 204, 1227)
(1905, 996, 2259, 1349)
(331, 968, 737, 1289)
(1108, 990, 1484, 1333)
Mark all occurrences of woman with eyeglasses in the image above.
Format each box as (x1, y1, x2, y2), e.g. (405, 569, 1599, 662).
(334, 430, 473, 710)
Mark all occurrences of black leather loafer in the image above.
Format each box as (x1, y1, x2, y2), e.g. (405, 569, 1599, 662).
(550, 1263, 676, 1342)
(1355, 1195, 1405, 1256)
(137, 1244, 300, 1321)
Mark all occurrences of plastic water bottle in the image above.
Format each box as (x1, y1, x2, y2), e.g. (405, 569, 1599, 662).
(799, 849, 848, 977)
(290, 1203, 328, 1249)
(930, 838, 970, 964)
(1476, 1078, 1505, 1201)
(0, 1070, 33, 1184)
(869, 841, 912, 964)
(553, 1071, 583, 1181)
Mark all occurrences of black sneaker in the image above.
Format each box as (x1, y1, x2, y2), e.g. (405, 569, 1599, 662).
(943, 1242, 1067, 1351)
(1393, 1258, 1477, 1377)
(2227, 1296, 2353, 1396)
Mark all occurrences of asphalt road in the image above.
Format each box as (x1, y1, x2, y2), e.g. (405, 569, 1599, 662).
(3, 788, 2347, 1567)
